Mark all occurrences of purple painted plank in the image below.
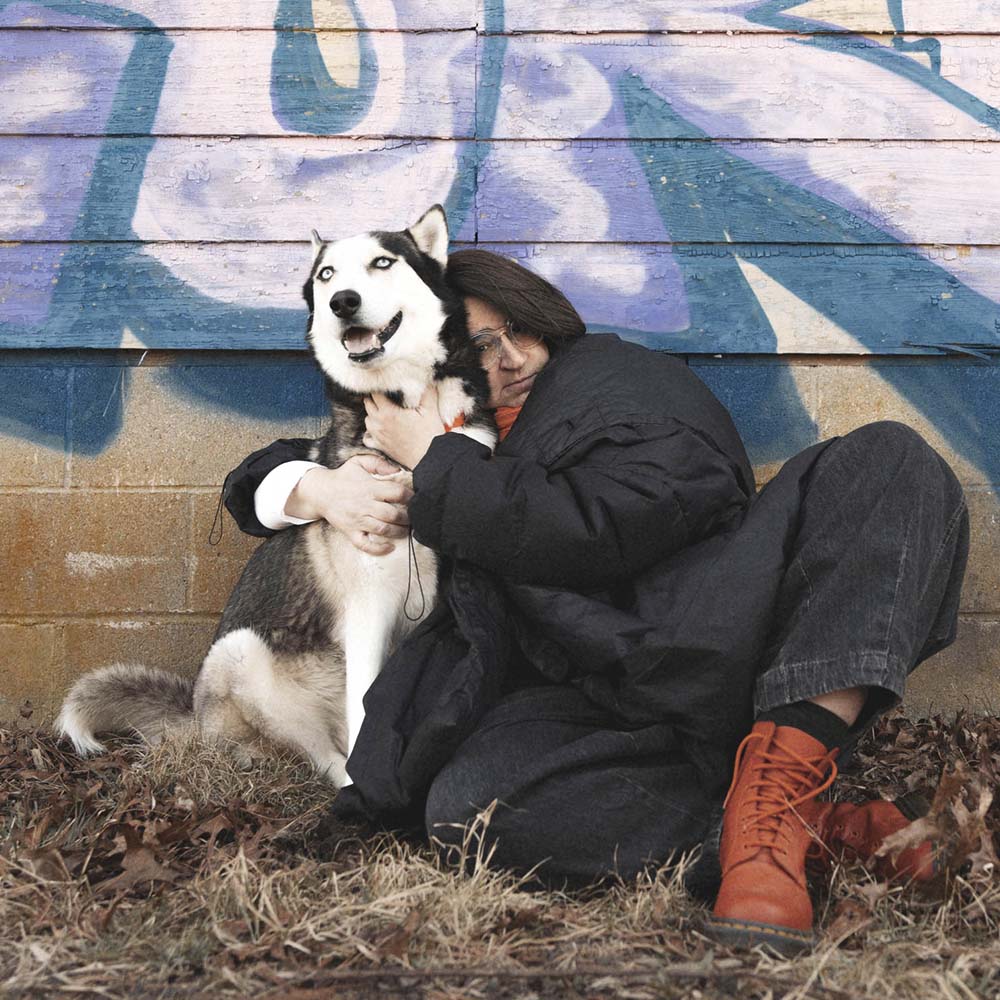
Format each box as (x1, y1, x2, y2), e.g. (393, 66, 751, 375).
(0, 1, 104, 29)
(476, 140, 1000, 245)
(486, 34, 1000, 142)
(0, 137, 103, 241)
(0, 0, 478, 30)
(0, 30, 134, 134)
(4, 242, 999, 353)
(476, 242, 690, 335)
(477, 141, 672, 244)
(0, 29, 478, 138)
(498, 0, 1000, 32)
(0, 137, 476, 242)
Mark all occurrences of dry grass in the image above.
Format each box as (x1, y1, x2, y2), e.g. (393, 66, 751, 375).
(1, 709, 998, 1000)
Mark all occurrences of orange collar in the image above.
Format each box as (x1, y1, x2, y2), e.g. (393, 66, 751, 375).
(494, 406, 522, 442)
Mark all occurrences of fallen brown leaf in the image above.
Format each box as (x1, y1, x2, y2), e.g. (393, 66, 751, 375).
(375, 907, 423, 964)
(92, 824, 178, 896)
(824, 898, 873, 946)
(22, 845, 72, 882)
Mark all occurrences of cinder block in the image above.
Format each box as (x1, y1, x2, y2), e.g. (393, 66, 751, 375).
(0, 492, 189, 614)
(62, 618, 215, 685)
(71, 363, 327, 487)
(0, 366, 67, 486)
(188, 493, 263, 614)
(904, 617, 1000, 717)
(0, 623, 64, 721)
(960, 489, 1000, 614)
(690, 362, 819, 488)
(816, 363, 1000, 486)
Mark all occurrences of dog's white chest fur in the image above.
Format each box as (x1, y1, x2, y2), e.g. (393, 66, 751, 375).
(305, 500, 439, 771)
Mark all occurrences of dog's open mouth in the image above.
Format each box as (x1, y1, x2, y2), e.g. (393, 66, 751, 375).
(341, 312, 402, 362)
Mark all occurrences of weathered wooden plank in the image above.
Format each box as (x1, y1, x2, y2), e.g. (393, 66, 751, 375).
(5, 27, 999, 141)
(3, 241, 998, 354)
(496, 0, 1000, 34)
(484, 242, 1000, 356)
(0, 29, 477, 137)
(484, 33, 1000, 141)
(4, 0, 997, 33)
(5, 137, 1000, 246)
(476, 139, 1000, 245)
(0, 137, 478, 242)
(0, 0, 477, 31)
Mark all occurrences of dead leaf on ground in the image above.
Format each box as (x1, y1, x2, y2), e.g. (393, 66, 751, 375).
(22, 845, 72, 882)
(92, 824, 178, 896)
(877, 763, 1000, 884)
(823, 898, 873, 946)
(374, 907, 423, 964)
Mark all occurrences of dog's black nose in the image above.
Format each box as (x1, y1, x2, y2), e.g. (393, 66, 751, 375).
(330, 289, 362, 318)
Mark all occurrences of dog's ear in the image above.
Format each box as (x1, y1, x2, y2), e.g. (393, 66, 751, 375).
(407, 205, 448, 267)
(303, 231, 324, 307)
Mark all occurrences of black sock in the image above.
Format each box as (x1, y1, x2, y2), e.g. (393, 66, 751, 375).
(757, 701, 851, 752)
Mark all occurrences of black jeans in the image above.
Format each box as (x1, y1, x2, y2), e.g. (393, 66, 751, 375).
(423, 422, 970, 891)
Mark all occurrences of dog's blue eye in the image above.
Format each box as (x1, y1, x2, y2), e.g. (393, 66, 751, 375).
(373, 257, 395, 270)
(317, 266, 334, 281)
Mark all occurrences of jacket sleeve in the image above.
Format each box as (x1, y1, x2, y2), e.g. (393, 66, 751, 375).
(222, 437, 318, 537)
(409, 420, 750, 590)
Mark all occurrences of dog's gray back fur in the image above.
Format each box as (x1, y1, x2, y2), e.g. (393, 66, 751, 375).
(213, 526, 335, 652)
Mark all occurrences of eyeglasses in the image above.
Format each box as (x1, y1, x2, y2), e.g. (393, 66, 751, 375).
(469, 320, 544, 370)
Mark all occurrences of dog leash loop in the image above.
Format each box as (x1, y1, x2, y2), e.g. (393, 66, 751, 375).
(403, 528, 426, 621)
(208, 487, 225, 546)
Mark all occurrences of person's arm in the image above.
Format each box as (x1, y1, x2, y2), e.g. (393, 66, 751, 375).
(223, 437, 317, 537)
(255, 460, 325, 530)
(283, 457, 413, 556)
(408, 419, 750, 591)
(222, 437, 414, 553)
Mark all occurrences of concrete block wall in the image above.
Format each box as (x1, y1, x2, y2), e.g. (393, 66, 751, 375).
(2, 1, 1000, 719)
(693, 356, 1000, 717)
(2, 350, 997, 721)
(0, 352, 325, 720)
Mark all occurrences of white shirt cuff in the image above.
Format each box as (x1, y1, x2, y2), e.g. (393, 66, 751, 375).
(254, 460, 324, 530)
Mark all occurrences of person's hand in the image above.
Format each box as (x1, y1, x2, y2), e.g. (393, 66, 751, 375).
(286, 455, 413, 556)
(363, 385, 446, 470)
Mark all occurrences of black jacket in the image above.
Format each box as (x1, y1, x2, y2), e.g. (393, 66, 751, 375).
(223, 334, 833, 830)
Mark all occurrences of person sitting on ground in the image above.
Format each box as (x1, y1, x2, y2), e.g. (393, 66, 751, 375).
(222, 248, 968, 954)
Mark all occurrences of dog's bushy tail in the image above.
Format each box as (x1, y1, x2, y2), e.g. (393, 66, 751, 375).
(56, 664, 195, 756)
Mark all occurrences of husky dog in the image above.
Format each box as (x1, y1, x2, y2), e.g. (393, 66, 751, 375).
(57, 205, 496, 787)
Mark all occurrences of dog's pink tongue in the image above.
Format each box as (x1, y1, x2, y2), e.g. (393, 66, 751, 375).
(343, 328, 379, 354)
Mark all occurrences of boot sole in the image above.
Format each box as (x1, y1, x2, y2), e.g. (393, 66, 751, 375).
(705, 915, 814, 957)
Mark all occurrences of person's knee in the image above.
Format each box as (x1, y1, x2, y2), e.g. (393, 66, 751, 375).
(844, 419, 929, 461)
(843, 420, 959, 488)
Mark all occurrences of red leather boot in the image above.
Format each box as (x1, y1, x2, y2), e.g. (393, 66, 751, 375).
(800, 794, 936, 882)
(708, 721, 838, 955)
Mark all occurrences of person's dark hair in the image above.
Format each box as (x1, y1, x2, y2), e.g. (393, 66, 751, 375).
(446, 249, 586, 348)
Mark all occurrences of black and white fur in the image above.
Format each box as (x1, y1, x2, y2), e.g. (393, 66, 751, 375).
(57, 206, 496, 786)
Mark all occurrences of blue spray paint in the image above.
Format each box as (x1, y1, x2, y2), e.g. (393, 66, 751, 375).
(270, 0, 378, 134)
(621, 74, 1000, 480)
(747, 0, 998, 131)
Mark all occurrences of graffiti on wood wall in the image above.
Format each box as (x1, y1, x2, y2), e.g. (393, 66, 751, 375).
(1, 0, 999, 480)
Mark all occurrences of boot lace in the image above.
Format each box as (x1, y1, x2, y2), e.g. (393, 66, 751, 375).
(724, 731, 838, 854)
